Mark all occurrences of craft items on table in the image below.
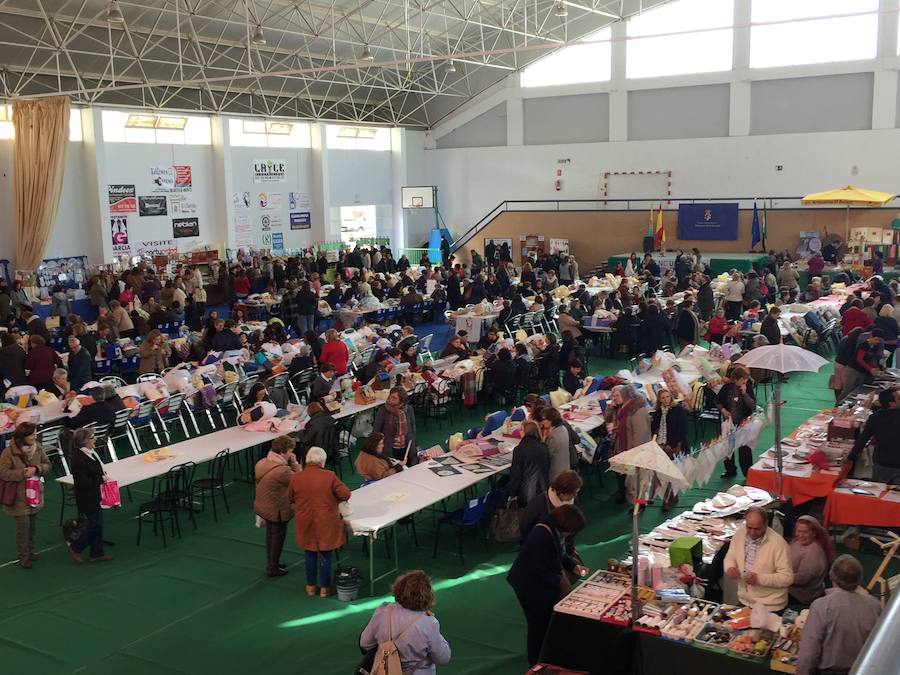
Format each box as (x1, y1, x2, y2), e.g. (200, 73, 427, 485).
(659, 599, 719, 643)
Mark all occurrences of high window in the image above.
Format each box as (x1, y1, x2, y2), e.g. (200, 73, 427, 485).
(520, 28, 612, 88)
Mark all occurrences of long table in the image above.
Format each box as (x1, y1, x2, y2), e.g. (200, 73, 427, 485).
(56, 426, 284, 487)
(346, 452, 511, 594)
(823, 481, 900, 529)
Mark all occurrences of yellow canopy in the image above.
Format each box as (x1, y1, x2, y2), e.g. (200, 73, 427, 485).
(801, 185, 896, 207)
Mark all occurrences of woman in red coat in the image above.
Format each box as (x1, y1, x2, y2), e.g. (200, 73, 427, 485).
(704, 308, 730, 345)
(319, 328, 350, 375)
(288, 446, 351, 597)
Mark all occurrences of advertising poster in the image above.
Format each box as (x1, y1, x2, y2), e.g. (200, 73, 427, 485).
(272, 232, 284, 251)
(252, 159, 287, 183)
(232, 191, 251, 209)
(170, 195, 197, 215)
(235, 215, 253, 249)
(258, 192, 283, 210)
(110, 216, 131, 255)
(108, 184, 136, 213)
(138, 195, 168, 216)
(174, 165, 192, 190)
(290, 212, 311, 230)
(260, 214, 272, 232)
(173, 217, 200, 238)
(289, 192, 310, 210)
(151, 165, 192, 192)
(269, 214, 284, 229)
(136, 239, 177, 256)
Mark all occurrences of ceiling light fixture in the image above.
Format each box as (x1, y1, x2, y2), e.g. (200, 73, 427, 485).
(106, 0, 125, 23)
(361, 45, 374, 61)
(445, 60, 457, 73)
(251, 25, 266, 45)
(554, 1, 568, 17)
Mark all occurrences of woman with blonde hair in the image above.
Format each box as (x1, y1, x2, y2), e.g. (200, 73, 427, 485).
(138, 329, 171, 374)
(360, 570, 452, 674)
(319, 328, 349, 375)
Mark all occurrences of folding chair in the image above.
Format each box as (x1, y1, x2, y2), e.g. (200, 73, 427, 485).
(129, 399, 165, 448)
(432, 493, 490, 565)
(109, 407, 139, 458)
(208, 381, 239, 429)
(191, 449, 231, 521)
(154, 392, 191, 443)
(288, 367, 318, 405)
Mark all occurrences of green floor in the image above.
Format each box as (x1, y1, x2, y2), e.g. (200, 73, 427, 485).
(0, 356, 896, 675)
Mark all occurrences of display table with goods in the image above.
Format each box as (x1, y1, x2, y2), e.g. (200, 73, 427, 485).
(538, 486, 815, 675)
(744, 409, 849, 505)
(346, 437, 513, 594)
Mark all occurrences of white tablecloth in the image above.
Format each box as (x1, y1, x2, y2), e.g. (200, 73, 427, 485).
(346, 454, 509, 537)
(56, 426, 282, 486)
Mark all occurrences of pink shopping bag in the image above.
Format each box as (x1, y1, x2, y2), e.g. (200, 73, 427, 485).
(25, 477, 42, 508)
(100, 480, 121, 508)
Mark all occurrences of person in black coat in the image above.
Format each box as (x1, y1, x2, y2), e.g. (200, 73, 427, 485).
(446, 274, 462, 310)
(507, 504, 587, 666)
(486, 348, 516, 398)
(0, 332, 27, 391)
(716, 364, 756, 478)
(297, 402, 337, 464)
(695, 275, 714, 320)
(67, 426, 112, 562)
(66, 386, 118, 430)
(639, 303, 673, 355)
(519, 469, 583, 545)
(66, 335, 94, 391)
(561, 359, 584, 396)
(760, 306, 783, 346)
(507, 421, 551, 506)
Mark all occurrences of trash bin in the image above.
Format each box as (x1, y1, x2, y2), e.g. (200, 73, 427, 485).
(335, 565, 362, 602)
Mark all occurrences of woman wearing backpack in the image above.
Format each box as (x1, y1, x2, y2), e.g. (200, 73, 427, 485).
(359, 570, 451, 674)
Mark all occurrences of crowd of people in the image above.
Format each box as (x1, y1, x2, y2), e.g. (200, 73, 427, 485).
(0, 239, 892, 674)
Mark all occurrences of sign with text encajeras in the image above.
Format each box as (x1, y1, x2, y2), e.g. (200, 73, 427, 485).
(677, 203, 739, 241)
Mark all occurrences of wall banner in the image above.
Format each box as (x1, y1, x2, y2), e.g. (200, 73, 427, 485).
(151, 165, 192, 192)
(110, 216, 132, 255)
(173, 217, 200, 238)
(677, 203, 739, 241)
(290, 212, 311, 230)
(108, 184, 136, 213)
(138, 195, 168, 216)
(272, 232, 284, 251)
(252, 159, 287, 183)
(136, 239, 177, 256)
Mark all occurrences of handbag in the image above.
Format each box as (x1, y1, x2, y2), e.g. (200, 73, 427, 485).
(62, 517, 87, 543)
(0, 478, 17, 507)
(489, 504, 521, 542)
(100, 480, 121, 508)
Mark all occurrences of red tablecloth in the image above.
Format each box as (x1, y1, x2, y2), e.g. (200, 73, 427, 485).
(823, 489, 900, 528)
(745, 467, 840, 506)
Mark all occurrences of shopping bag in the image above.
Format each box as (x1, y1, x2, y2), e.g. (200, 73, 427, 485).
(100, 480, 121, 508)
(489, 505, 520, 542)
(25, 477, 42, 508)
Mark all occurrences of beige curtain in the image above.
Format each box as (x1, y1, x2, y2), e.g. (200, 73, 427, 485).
(13, 97, 70, 269)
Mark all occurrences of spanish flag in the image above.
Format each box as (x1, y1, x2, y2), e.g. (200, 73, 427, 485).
(654, 204, 665, 249)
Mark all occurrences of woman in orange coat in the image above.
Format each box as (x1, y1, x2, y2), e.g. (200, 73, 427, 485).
(288, 446, 351, 597)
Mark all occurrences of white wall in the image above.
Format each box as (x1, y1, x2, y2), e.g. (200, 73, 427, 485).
(101, 142, 222, 255)
(423, 127, 900, 239)
(327, 148, 395, 240)
(227, 146, 316, 250)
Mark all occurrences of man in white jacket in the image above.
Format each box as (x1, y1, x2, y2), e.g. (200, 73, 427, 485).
(724, 507, 793, 611)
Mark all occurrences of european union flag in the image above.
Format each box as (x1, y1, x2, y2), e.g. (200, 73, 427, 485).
(751, 202, 761, 248)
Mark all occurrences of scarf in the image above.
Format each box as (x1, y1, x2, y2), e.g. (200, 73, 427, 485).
(656, 406, 669, 446)
(266, 450, 287, 466)
(387, 404, 408, 449)
(80, 447, 102, 464)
